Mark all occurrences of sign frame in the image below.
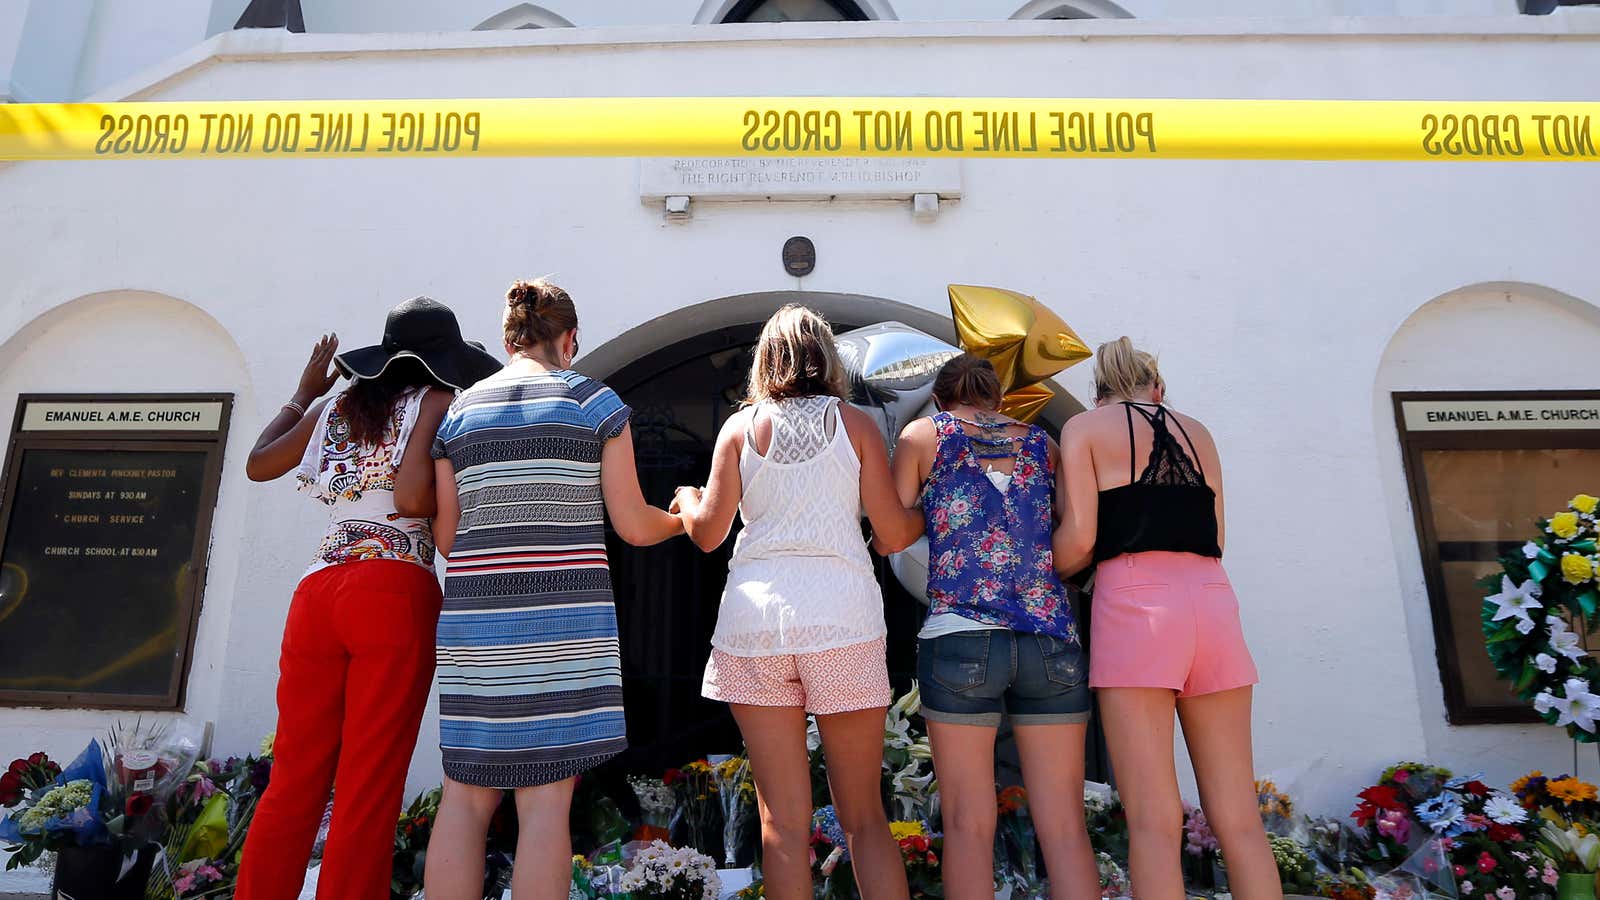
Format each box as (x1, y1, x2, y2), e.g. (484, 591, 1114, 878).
(1392, 389, 1600, 726)
(0, 393, 232, 710)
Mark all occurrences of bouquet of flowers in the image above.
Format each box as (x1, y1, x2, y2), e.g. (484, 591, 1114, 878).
(629, 775, 676, 843)
(102, 719, 204, 853)
(1258, 778, 1297, 833)
(0, 740, 109, 868)
(882, 687, 936, 824)
(812, 805, 855, 900)
(1084, 781, 1129, 865)
(713, 755, 757, 868)
(1480, 493, 1600, 742)
(996, 785, 1045, 899)
(390, 786, 441, 898)
(146, 740, 275, 900)
(890, 820, 941, 900)
(1095, 851, 1131, 899)
(668, 760, 720, 856)
(1182, 802, 1223, 891)
(1350, 762, 1552, 898)
(0, 753, 62, 810)
(1269, 834, 1317, 894)
(617, 839, 721, 900)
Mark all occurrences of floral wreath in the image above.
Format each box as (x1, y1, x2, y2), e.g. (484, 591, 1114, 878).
(1481, 493, 1600, 742)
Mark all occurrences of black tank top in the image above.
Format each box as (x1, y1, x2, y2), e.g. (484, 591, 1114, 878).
(1093, 402, 1221, 564)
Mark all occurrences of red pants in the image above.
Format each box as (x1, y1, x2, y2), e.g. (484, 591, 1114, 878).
(236, 559, 442, 900)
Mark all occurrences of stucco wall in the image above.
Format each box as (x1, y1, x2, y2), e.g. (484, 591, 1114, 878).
(0, 19, 1598, 822)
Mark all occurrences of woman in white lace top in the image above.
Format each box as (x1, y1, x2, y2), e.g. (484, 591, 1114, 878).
(673, 305, 923, 900)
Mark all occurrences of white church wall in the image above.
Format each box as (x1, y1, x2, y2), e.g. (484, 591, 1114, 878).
(0, 18, 1596, 809)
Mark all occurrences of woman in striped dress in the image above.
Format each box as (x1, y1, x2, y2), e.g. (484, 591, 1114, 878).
(424, 279, 682, 900)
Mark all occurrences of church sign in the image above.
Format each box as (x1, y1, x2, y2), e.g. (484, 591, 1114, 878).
(638, 156, 963, 202)
(0, 394, 231, 709)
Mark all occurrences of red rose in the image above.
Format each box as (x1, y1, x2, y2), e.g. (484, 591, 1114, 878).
(26, 753, 47, 768)
(0, 771, 23, 807)
(6, 759, 26, 776)
(125, 793, 155, 818)
(1488, 823, 1523, 842)
(663, 769, 681, 786)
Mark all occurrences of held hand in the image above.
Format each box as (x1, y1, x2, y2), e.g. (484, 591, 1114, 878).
(671, 485, 703, 515)
(295, 333, 340, 404)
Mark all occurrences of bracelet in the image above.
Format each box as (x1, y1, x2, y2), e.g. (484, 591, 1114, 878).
(281, 400, 306, 417)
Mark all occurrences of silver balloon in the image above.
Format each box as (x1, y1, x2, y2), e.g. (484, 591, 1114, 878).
(888, 535, 931, 606)
(834, 322, 961, 449)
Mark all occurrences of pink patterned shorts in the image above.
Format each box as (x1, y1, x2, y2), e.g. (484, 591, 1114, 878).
(701, 638, 892, 715)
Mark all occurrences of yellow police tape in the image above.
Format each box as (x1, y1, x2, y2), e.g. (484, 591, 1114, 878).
(1, 97, 1596, 161)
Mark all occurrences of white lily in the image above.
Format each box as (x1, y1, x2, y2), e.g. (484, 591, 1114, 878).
(805, 716, 822, 753)
(1543, 821, 1600, 872)
(1543, 677, 1600, 732)
(1486, 575, 1543, 630)
(1548, 616, 1589, 663)
(890, 684, 922, 718)
(1536, 653, 1559, 673)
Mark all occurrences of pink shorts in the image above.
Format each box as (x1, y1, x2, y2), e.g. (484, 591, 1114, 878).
(701, 638, 892, 715)
(1090, 552, 1258, 698)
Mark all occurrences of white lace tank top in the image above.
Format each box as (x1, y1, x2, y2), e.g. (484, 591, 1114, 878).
(710, 396, 886, 656)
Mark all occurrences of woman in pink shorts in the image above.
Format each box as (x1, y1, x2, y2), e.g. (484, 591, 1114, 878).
(673, 305, 923, 900)
(1054, 338, 1280, 900)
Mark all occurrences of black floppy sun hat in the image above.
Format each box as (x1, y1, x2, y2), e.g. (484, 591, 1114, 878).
(335, 296, 502, 391)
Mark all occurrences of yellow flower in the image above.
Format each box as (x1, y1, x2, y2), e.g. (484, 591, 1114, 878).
(1548, 777, 1599, 803)
(1561, 553, 1595, 585)
(1573, 494, 1600, 516)
(889, 821, 926, 841)
(1512, 771, 1543, 795)
(1552, 512, 1582, 540)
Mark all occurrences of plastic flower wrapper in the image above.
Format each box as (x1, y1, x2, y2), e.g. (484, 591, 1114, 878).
(713, 755, 757, 867)
(629, 774, 676, 841)
(103, 718, 205, 849)
(669, 760, 720, 855)
(1085, 780, 1130, 864)
(1387, 837, 1459, 899)
(997, 785, 1046, 899)
(0, 739, 110, 869)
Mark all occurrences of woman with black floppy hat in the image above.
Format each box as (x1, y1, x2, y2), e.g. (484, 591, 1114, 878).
(236, 296, 501, 900)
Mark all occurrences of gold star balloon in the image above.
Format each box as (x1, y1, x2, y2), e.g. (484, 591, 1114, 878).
(948, 284, 1091, 422)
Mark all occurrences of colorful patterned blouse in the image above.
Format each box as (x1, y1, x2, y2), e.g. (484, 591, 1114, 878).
(920, 412, 1079, 642)
(295, 387, 436, 578)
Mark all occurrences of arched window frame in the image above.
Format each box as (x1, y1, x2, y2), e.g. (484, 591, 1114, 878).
(473, 3, 575, 30)
(695, 0, 896, 24)
(1010, 0, 1134, 19)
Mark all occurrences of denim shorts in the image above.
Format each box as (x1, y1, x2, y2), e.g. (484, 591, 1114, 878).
(917, 629, 1092, 727)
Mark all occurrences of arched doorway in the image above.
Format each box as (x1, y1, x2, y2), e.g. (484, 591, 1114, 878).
(579, 292, 1106, 785)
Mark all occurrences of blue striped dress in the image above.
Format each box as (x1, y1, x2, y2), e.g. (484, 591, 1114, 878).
(430, 369, 630, 788)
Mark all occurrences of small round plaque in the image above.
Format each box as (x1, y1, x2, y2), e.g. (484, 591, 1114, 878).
(782, 236, 816, 277)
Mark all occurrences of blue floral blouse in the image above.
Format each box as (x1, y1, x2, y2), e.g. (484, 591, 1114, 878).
(920, 412, 1080, 643)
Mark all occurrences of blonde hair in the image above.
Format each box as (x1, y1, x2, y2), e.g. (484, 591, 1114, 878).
(745, 305, 848, 405)
(1092, 336, 1164, 402)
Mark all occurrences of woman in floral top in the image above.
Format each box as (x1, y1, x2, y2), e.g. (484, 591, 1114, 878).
(890, 354, 1098, 900)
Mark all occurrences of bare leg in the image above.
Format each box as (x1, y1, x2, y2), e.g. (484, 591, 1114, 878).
(423, 778, 503, 900)
(730, 704, 814, 900)
(1013, 723, 1100, 900)
(925, 720, 998, 900)
(510, 778, 578, 900)
(1178, 687, 1282, 900)
(1097, 688, 1185, 900)
(816, 707, 910, 900)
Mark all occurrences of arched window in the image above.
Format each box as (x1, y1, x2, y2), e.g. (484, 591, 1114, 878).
(1010, 0, 1134, 19)
(720, 0, 870, 22)
(473, 3, 574, 30)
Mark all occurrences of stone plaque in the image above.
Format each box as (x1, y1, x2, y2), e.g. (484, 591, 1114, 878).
(639, 157, 962, 202)
(0, 395, 230, 708)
